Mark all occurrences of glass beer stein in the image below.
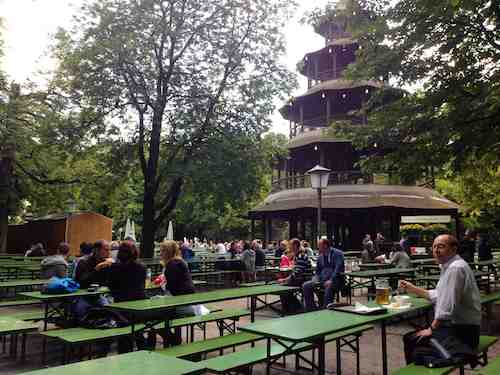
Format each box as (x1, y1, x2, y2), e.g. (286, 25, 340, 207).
(375, 279, 391, 305)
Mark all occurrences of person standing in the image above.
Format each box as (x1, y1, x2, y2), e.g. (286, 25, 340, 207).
(459, 229, 476, 263)
(252, 240, 266, 272)
(240, 241, 256, 282)
(302, 239, 345, 311)
(400, 234, 481, 365)
(477, 232, 492, 261)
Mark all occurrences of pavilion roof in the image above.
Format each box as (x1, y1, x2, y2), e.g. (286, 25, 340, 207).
(286, 129, 350, 149)
(250, 184, 459, 214)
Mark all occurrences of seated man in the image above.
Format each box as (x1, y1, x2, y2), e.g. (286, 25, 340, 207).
(40, 242, 69, 279)
(400, 234, 481, 365)
(303, 238, 345, 311)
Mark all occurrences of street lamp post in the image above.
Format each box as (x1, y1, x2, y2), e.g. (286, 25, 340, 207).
(306, 165, 331, 246)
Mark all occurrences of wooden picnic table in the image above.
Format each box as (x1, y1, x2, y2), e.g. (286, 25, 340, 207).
(240, 296, 432, 375)
(358, 262, 392, 271)
(346, 268, 416, 299)
(20, 288, 110, 331)
(0, 316, 39, 360)
(108, 284, 298, 335)
(417, 270, 491, 292)
(0, 278, 49, 297)
(410, 258, 436, 266)
(20, 350, 205, 375)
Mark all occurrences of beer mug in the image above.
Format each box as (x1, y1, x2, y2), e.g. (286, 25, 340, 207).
(375, 279, 391, 305)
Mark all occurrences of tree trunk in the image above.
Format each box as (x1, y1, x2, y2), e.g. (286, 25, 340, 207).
(141, 188, 156, 258)
(0, 207, 7, 254)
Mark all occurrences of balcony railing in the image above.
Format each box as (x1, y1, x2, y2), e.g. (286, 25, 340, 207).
(271, 171, 373, 192)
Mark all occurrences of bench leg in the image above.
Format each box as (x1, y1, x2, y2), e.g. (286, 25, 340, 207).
(356, 336, 360, 375)
(21, 333, 27, 362)
(336, 339, 341, 375)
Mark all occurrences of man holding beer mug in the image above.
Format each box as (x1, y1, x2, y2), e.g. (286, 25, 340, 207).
(399, 234, 481, 365)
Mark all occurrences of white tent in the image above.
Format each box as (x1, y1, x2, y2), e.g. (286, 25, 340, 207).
(166, 221, 174, 240)
(124, 218, 131, 240)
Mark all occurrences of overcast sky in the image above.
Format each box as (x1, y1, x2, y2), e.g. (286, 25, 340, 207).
(0, 0, 332, 135)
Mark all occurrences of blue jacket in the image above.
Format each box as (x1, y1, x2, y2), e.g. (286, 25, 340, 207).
(315, 247, 345, 284)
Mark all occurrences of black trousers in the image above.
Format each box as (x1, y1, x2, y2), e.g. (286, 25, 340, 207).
(403, 324, 480, 365)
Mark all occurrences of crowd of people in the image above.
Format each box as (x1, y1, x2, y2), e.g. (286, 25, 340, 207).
(25, 229, 489, 367)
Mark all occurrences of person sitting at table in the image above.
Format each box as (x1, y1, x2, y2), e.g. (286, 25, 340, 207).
(73, 240, 113, 320)
(302, 239, 345, 311)
(400, 234, 481, 366)
(375, 243, 411, 269)
(279, 247, 294, 268)
(26, 242, 45, 257)
(40, 242, 69, 278)
(278, 238, 311, 315)
(159, 240, 196, 347)
(361, 234, 376, 263)
(74, 240, 113, 288)
(107, 240, 147, 353)
(275, 240, 287, 258)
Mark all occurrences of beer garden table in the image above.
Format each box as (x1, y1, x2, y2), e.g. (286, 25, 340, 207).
(239, 296, 432, 375)
(0, 316, 39, 360)
(19, 350, 205, 375)
(20, 288, 110, 331)
(0, 279, 49, 297)
(346, 268, 416, 300)
(417, 270, 491, 292)
(358, 263, 392, 271)
(107, 284, 298, 335)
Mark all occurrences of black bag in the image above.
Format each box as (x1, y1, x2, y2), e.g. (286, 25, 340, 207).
(80, 307, 130, 329)
(414, 336, 476, 368)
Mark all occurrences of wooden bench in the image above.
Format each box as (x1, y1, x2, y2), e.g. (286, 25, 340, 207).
(391, 335, 499, 375)
(40, 308, 250, 363)
(0, 299, 41, 308)
(198, 341, 311, 374)
(158, 331, 264, 359)
(6, 309, 45, 321)
(296, 324, 374, 375)
(197, 324, 373, 374)
(169, 308, 250, 342)
(477, 356, 500, 375)
(391, 363, 456, 375)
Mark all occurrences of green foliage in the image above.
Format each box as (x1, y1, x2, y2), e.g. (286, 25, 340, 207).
(317, 0, 500, 235)
(52, 0, 297, 255)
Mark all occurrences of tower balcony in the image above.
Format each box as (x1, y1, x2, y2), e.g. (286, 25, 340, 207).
(271, 171, 373, 193)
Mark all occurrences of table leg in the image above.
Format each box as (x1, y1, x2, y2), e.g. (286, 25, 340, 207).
(43, 302, 49, 331)
(336, 339, 341, 375)
(317, 337, 326, 375)
(250, 296, 256, 322)
(381, 321, 388, 375)
(266, 337, 271, 375)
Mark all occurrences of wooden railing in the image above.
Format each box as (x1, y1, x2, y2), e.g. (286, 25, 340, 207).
(271, 171, 373, 192)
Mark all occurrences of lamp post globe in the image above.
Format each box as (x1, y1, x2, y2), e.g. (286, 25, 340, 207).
(306, 165, 331, 245)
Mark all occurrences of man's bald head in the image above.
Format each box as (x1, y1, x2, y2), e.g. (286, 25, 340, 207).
(432, 234, 458, 264)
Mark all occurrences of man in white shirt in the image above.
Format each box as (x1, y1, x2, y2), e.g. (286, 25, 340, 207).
(400, 234, 481, 364)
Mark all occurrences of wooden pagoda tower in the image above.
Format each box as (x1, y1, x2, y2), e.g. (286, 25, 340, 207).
(249, 3, 459, 250)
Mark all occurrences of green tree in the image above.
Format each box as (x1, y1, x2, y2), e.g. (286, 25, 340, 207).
(307, 1, 500, 235)
(53, 0, 297, 256)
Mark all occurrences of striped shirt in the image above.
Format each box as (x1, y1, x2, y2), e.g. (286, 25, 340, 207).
(288, 253, 311, 285)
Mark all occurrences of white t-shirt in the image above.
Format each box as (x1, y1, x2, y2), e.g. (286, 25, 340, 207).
(216, 243, 227, 254)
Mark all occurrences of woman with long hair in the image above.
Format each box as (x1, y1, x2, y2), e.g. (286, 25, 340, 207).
(158, 240, 196, 347)
(278, 238, 311, 314)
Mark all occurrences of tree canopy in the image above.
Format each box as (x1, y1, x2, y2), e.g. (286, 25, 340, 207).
(52, 0, 297, 256)
(303, 1, 500, 239)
